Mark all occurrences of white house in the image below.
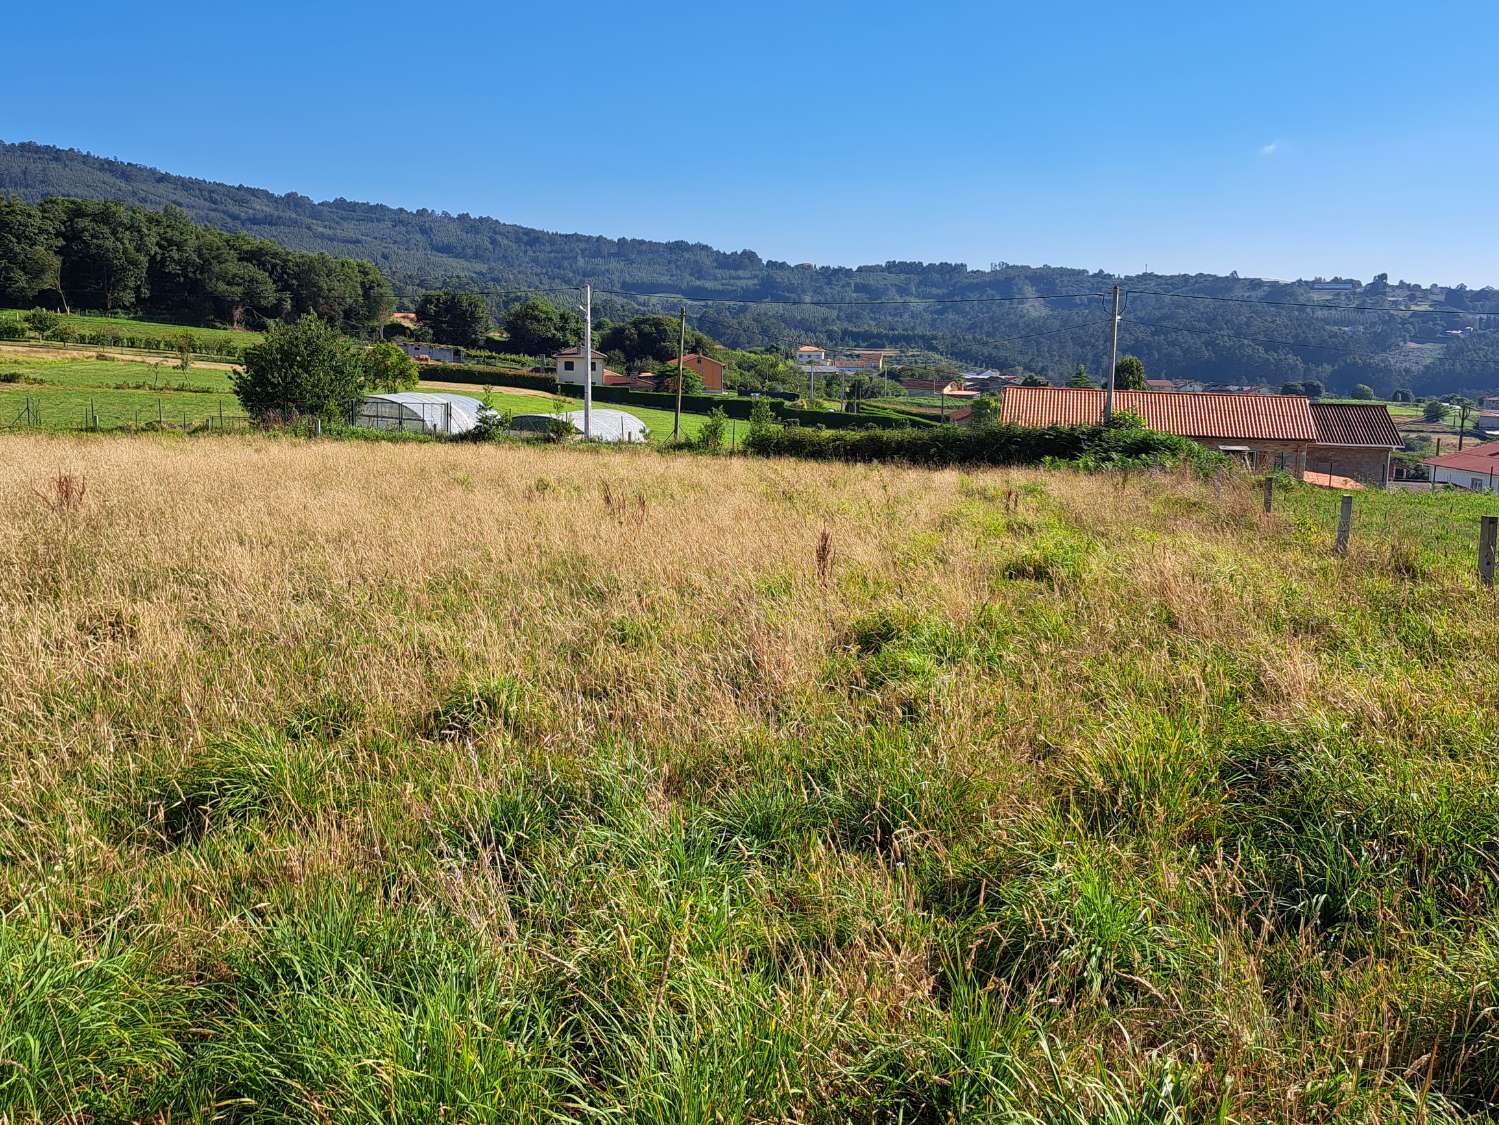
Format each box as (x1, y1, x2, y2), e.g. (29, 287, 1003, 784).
(795, 345, 826, 364)
(553, 346, 607, 386)
(1423, 441, 1499, 493)
(399, 341, 464, 364)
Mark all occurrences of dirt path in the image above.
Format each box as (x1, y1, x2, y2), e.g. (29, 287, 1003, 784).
(0, 343, 240, 371)
(417, 380, 559, 399)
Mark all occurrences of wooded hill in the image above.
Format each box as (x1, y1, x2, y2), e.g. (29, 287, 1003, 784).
(3, 140, 1496, 395)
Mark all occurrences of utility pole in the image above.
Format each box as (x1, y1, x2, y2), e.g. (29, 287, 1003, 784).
(1459, 400, 1471, 450)
(673, 305, 686, 442)
(1103, 285, 1121, 424)
(580, 282, 593, 439)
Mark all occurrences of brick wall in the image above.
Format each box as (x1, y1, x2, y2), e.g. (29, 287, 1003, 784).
(1308, 444, 1391, 486)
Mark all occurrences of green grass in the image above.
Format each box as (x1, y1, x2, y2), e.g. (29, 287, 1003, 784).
(0, 356, 245, 430)
(6, 439, 1499, 1120)
(0, 308, 264, 355)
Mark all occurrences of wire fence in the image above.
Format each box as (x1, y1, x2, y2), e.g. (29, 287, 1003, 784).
(1, 395, 252, 434)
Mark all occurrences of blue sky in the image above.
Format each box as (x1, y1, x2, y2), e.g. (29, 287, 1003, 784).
(6, 0, 1498, 284)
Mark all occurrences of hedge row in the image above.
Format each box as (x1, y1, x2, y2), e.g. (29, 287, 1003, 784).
(416, 364, 938, 432)
(419, 364, 557, 393)
(744, 417, 1228, 471)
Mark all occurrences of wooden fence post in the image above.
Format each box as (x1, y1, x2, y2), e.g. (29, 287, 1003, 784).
(1480, 516, 1498, 589)
(1263, 476, 1274, 514)
(1334, 494, 1353, 557)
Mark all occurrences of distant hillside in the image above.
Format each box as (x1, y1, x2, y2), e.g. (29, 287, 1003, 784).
(3, 140, 1497, 394)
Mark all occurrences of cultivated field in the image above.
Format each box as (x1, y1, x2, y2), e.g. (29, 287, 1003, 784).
(0, 309, 264, 356)
(3, 435, 1499, 1121)
(0, 356, 243, 431)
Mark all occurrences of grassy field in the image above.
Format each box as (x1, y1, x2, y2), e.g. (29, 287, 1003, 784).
(0, 309, 264, 355)
(4, 435, 1499, 1120)
(0, 355, 245, 431)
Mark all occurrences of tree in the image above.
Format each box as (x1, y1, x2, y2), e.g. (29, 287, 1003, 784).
(361, 342, 420, 392)
(1301, 379, 1325, 399)
(1020, 373, 1049, 387)
(1423, 400, 1449, 423)
(1391, 388, 1414, 403)
(1281, 381, 1305, 396)
(1067, 363, 1095, 388)
(658, 366, 704, 395)
(968, 395, 1002, 426)
(599, 314, 714, 366)
(24, 308, 61, 337)
(1113, 354, 1147, 391)
(233, 313, 365, 419)
(1350, 384, 1375, 400)
(417, 290, 491, 349)
(500, 297, 581, 357)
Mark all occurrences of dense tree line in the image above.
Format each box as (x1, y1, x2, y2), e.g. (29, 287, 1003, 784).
(3, 142, 1496, 395)
(0, 194, 392, 332)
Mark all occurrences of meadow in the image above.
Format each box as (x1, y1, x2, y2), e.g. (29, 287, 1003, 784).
(0, 356, 244, 431)
(3, 434, 1499, 1121)
(0, 309, 264, 357)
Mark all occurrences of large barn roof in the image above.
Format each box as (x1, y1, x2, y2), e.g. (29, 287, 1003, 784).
(1308, 402, 1402, 448)
(1000, 386, 1319, 442)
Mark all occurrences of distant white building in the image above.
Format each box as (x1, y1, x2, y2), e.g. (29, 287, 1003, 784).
(552, 346, 607, 386)
(795, 345, 826, 364)
(399, 341, 464, 364)
(1423, 441, 1499, 493)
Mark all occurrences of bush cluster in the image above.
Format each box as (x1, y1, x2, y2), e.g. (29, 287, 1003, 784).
(746, 413, 1228, 472)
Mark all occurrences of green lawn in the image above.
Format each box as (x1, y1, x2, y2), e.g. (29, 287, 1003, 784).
(0, 309, 263, 356)
(0, 356, 245, 431)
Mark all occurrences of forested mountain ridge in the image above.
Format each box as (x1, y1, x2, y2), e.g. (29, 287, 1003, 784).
(3, 140, 1497, 395)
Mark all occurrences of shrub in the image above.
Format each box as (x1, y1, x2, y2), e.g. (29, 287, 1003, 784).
(233, 314, 365, 420)
(695, 407, 728, 452)
(0, 317, 27, 341)
(745, 412, 1226, 473)
(24, 308, 60, 336)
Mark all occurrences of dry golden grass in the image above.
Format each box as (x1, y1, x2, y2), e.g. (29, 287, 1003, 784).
(2, 432, 1498, 1121)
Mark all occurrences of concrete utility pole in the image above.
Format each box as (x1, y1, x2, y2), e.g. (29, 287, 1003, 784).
(580, 282, 593, 439)
(674, 305, 686, 442)
(1459, 400, 1471, 450)
(1103, 284, 1121, 424)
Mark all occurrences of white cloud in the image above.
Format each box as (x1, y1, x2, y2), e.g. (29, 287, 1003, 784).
(1258, 141, 1281, 157)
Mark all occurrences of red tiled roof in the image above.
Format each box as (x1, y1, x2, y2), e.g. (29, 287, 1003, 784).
(1309, 402, 1402, 448)
(796, 345, 822, 353)
(999, 386, 1318, 441)
(601, 369, 631, 386)
(552, 347, 606, 359)
(1422, 440, 1499, 473)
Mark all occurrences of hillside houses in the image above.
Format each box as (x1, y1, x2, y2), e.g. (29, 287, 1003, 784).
(1001, 386, 1402, 485)
(795, 344, 897, 378)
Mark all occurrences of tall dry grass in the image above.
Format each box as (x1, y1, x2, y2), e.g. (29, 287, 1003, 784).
(1, 433, 1498, 1122)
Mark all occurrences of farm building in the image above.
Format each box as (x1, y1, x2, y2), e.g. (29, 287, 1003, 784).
(1421, 441, 1499, 493)
(356, 392, 485, 436)
(398, 341, 464, 364)
(999, 386, 1401, 485)
(511, 409, 649, 443)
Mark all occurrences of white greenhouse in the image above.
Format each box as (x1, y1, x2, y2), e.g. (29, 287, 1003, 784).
(511, 409, 649, 443)
(356, 392, 486, 436)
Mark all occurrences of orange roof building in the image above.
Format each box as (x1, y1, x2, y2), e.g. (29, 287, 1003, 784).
(1000, 386, 1400, 485)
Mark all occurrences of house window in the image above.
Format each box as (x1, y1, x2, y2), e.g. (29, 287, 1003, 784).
(1473, 478, 1485, 490)
(564, 360, 575, 372)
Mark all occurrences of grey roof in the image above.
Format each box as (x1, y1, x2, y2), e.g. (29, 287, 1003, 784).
(358, 392, 486, 435)
(513, 408, 649, 443)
